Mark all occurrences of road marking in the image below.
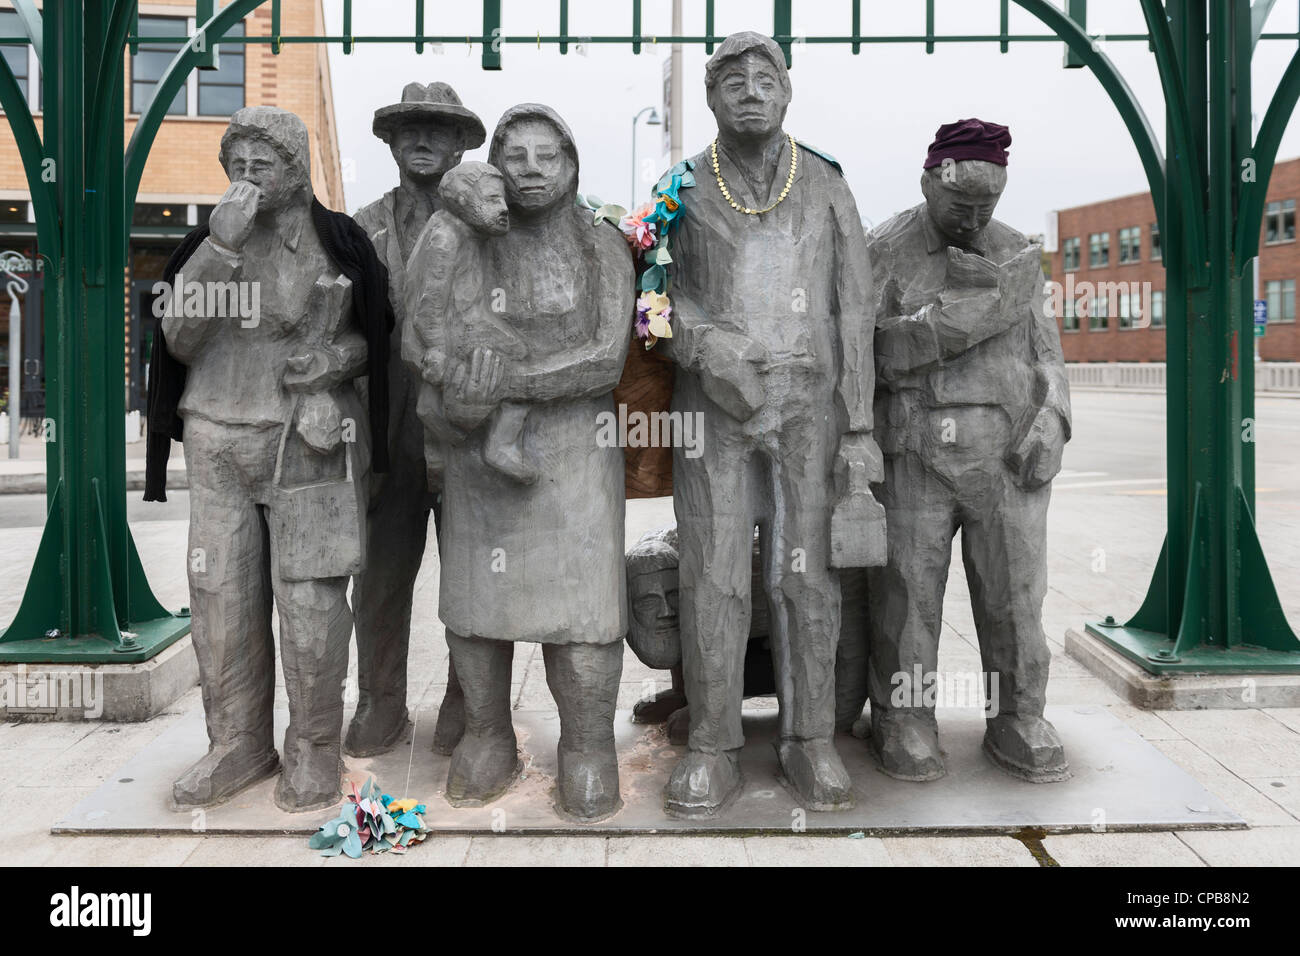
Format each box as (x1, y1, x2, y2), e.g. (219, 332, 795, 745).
(1057, 470, 1108, 479)
(1054, 477, 1165, 490)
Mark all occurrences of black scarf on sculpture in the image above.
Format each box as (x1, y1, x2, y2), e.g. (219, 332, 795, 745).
(143, 197, 394, 502)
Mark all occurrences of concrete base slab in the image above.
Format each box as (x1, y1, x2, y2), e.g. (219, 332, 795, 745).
(1, 636, 198, 722)
(1065, 628, 1300, 710)
(53, 703, 1243, 835)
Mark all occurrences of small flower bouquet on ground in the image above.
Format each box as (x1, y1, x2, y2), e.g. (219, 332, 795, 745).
(307, 776, 431, 858)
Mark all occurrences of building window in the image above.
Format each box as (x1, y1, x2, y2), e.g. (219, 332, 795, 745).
(1090, 296, 1109, 331)
(1266, 279, 1296, 323)
(1151, 222, 1161, 261)
(1119, 291, 1139, 329)
(0, 11, 30, 104)
(132, 16, 187, 116)
(0, 201, 28, 223)
(1119, 226, 1141, 264)
(1265, 200, 1296, 244)
(133, 203, 187, 226)
(1151, 290, 1165, 328)
(198, 21, 245, 116)
(1062, 294, 1079, 332)
(1089, 232, 1110, 268)
(1062, 237, 1081, 272)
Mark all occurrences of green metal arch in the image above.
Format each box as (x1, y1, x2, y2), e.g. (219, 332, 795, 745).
(124, 0, 267, 208)
(89, 0, 138, 168)
(1010, 1, 1171, 247)
(0, 51, 58, 265)
(1237, 46, 1300, 263)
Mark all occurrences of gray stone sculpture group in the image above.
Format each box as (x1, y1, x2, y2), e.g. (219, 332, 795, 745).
(159, 31, 1072, 823)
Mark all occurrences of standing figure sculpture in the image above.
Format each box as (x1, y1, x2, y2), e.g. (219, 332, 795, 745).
(656, 32, 884, 817)
(410, 105, 634, 821)
(145, 106, 393, 811)
(865, 119, 1072, 783)
(348, 82, 486, 757)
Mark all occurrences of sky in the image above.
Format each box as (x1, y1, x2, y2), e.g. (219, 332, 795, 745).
(324, 0, 1300, 248)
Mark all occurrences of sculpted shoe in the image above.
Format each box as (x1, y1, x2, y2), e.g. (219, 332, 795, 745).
(776, 738, 855, 811)
(446, 729, 522, 806)
(983, 714, 1071, 783)
(665, 706, 690, 746)
(870, 709, 946, 782)
(172, 740, 280, 809)
(663, 749, 742, 818)
(555, 744, 622, 822)
(631, 687, 689, 725)
(344, 704, 413, 758)
(431, 684, 466, 756)
(275, 741, 344, 813)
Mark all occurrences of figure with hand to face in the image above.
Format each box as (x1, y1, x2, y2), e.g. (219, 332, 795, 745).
(146, 106, 392, 812)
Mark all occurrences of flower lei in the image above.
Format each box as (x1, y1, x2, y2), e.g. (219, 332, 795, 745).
(578, 159, 696, 349)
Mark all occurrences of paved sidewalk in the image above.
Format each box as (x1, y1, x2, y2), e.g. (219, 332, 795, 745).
(2, 390, 1299, 866)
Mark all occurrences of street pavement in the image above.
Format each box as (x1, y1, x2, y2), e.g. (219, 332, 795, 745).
(1, 389, 1298, 866)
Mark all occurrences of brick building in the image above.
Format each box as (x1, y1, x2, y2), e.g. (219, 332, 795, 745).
(0, 0, 343, 420)
(1048, 157, 1300, 363)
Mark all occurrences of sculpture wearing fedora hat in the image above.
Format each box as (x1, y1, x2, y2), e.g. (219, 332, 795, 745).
(347, 82, 487, 758)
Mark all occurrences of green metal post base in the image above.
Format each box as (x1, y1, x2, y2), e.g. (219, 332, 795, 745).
(0, 481, 191, 664)
(1092, 486, 1300, 676)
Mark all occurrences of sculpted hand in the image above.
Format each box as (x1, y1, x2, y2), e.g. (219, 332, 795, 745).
(446, 346, 505, 428)
(699, 338, 766, 421)
(830, 433, 887, 569)
(1006, 407, 1066, 490)
(284, 348, 343, 392)
(209, 181, 260, 253)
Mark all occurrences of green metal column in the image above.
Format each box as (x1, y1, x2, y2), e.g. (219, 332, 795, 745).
(1090, 0, 1300, 673)
(0, 0, 189, 663)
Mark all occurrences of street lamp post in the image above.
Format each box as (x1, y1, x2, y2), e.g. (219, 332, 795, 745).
(1, 251, 28, 459)
(630, 105, 661, 207)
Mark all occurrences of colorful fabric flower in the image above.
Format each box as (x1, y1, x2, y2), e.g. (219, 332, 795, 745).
(308, 807, 364, 859)
(619, 203, 658, 250)
(635, 291, 673, 349)
(652, 175, 685, 227)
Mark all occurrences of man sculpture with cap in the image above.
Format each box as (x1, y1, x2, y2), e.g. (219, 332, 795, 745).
(865, 119, 1072, 783)
(348, 83, 486, 757)
(146, 106, 393, 811)
(656, 32, 884, 817)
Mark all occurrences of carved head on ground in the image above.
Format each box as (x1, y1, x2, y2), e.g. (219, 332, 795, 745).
(219, 106, 311, 214)
(920, 118, 1012, 248)
(438, 161, 510, 237)
(705, 32, 792, 144)
(625, 526, 681, 670)
(489, 104, 579, 219)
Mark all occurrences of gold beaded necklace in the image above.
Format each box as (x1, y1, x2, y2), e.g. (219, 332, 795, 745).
(711, 133, 798, 215)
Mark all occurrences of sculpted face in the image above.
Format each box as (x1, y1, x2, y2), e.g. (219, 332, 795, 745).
(225, 139, 297, 214)
(497, 119, 574, 215)
(628, 567, 680, 649)
(460, 174, 510, 236)
(921, 161, 1007, 247)
(708, 50, 790, 140)
(392, 121, 464, 183)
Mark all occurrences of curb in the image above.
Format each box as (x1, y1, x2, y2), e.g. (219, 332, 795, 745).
(0, 469, 189, 496)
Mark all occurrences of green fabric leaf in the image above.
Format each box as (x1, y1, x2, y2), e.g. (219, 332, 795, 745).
(592, 203, 627, 226)
(640, 264, 666, 292)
